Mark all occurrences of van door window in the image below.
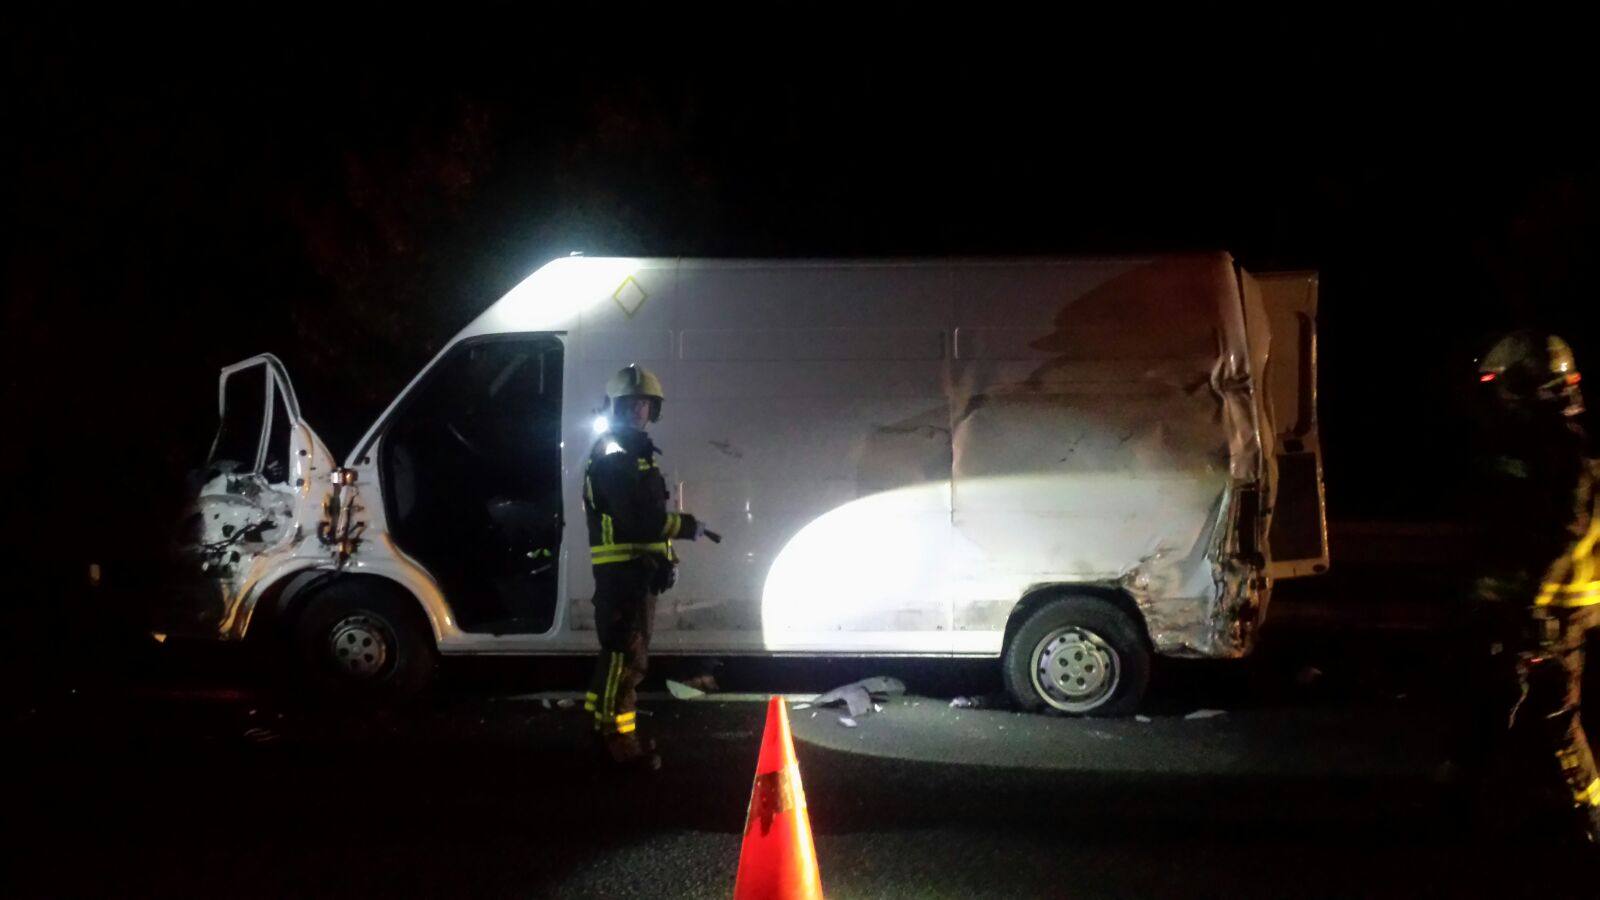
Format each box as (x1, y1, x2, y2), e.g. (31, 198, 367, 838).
(210, 363, 270, 475)
(379, 336, 565, 634)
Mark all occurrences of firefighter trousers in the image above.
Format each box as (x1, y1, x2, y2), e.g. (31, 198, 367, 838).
(585, 559, 658, 752)
(1529, 605, 1600, 838)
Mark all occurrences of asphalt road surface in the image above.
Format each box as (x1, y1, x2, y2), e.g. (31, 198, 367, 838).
(7, 627, 1600, 898)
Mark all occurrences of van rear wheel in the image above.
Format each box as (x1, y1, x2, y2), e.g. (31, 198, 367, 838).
(1003, 596, 1149, 717)
(292, 581, 436, 701)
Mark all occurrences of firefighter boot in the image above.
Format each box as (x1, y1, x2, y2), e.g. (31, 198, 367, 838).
(605, 732, 662, 772)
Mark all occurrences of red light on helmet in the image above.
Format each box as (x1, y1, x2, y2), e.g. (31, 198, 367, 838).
(1479, 372, 1497, 383)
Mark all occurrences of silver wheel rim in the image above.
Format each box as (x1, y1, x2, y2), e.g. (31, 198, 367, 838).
(327, 614, 393, 680)
(1030, 626, 1120, 713)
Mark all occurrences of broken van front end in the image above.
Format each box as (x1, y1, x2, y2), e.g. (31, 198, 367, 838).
(167, 355, 340, 641)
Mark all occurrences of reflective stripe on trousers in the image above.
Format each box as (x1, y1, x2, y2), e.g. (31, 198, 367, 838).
(590, 651, 638, 734)
(588, 562, 656, 739)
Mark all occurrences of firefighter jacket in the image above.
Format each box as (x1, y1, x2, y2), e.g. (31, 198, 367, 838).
(1535, 455, 1600, 610)
(584, 426, 698, 567)
(1476, 410, 1599, 610)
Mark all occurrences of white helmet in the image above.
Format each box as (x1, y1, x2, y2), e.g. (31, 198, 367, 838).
(605, 364, 664, 422)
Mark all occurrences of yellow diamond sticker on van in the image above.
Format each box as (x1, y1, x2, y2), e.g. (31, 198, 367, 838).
(612, 276, 648, 318)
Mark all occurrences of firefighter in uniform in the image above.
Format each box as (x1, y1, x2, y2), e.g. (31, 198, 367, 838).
(1475, 330, 1600, 843)
(582, 365, 710, 768)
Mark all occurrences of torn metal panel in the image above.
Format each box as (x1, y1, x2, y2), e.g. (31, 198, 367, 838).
(1118, 465, 1270, 658)
(946, 255, 1271, 659)
(170, 355, 341, 641)
(799, 676, 907, 718)
(185, 469, 295, 581)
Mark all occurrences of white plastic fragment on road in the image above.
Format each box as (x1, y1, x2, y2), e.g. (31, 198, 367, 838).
(807, 676, 906, 718)
(839, 717, 858, 728)
(1135, 715, 1152, 723)
(666, 679, 706, 700)
(1185, 709, 1227, 720)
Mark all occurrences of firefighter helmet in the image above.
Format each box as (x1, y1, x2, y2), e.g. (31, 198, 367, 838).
(605, 364, 664, 422)
(1477, 330, 1583, 412)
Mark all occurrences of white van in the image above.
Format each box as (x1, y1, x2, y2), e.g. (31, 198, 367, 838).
(174, 253, 1326, 714)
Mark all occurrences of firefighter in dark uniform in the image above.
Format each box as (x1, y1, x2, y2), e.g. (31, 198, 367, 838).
(582, 364, 711, 768)
(1475, 330, 1600, 843)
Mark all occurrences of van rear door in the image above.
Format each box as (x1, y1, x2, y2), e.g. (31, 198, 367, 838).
(1256, 272, 1329, 578)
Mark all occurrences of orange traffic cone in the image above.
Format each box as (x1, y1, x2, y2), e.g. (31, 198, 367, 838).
(734, 696, 824, 900)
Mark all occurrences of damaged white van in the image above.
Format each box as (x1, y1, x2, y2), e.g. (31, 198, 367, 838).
(172, 253, 1326, 715)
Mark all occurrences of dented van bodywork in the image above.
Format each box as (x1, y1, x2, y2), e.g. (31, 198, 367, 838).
(174, 254, 1326, 665)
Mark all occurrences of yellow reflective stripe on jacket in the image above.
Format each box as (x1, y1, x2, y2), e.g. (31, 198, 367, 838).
(590, 541, 671, 565)
(1536, 579, 1600, 608)
(1537, 474, 1600, 608)
(637, 459, 656, 471)
(600, 514, 614, 546)
(661, 512, 681, 540)
(1576, 778, 1600, 806)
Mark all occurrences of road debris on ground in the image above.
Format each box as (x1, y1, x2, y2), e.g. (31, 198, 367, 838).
(1185, 709, 1227, 720)
(793, 676, 907, 724)
(666, 679, 706, 700)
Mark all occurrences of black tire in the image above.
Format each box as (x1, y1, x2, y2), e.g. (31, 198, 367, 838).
(292, 580, 436, 702)
(1003, 595, 1150, 717)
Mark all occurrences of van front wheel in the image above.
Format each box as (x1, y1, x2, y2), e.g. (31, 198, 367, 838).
(292, 582, 436, 701)
(1003, 596, 1149, 717)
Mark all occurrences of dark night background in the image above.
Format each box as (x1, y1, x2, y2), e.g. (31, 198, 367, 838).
(11, 10, 1600, 897)
(5, 7, 1599, 651)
